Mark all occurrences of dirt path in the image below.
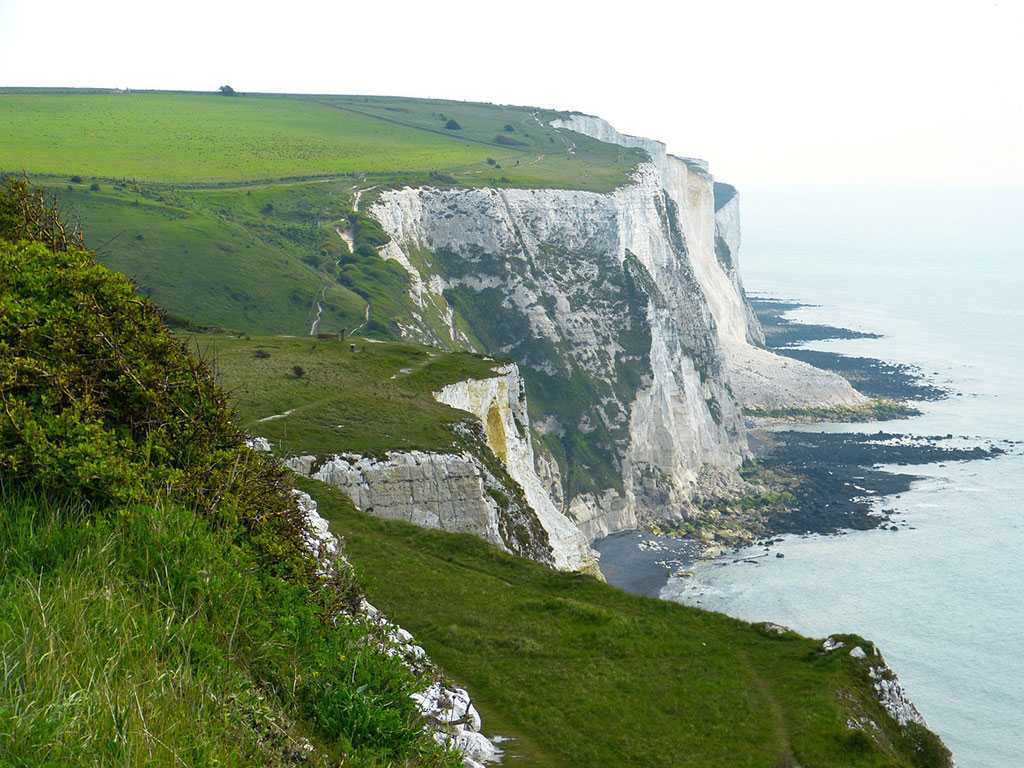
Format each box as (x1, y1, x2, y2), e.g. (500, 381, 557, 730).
(353, 185, 376, 211)
(309, 287, 327, 335)
(335, 225, 355, 252)
(349, 303, 370, 336)
(740, 651, 798, 766)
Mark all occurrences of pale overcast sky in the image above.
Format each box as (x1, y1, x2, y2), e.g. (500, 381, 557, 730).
(1, 0, 1020, 186)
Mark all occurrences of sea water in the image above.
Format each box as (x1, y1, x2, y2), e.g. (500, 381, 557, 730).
(662, 186, 1024, 766)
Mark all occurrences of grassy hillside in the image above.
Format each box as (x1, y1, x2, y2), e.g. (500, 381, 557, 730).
(1, 90, 641, 191)
(0, 181, 459, 767)
(1, 89, 643, 336)
(303, 478, 950, 768)
(0, 91, 514, 183)
(197, 334, 504, 457)
(202, 327, 953, 768)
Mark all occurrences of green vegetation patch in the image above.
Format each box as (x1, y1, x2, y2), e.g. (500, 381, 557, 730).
(2, 90, 643, 192)
(0, 178, 459, 766)
(304, 479, 952, 768)
(744, 399, 922, 424)
(0, 92, 509, 183)
(201, 334, 504, 458)
(0, 491, 458, 768)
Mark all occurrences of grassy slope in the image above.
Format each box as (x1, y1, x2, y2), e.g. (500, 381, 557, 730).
(0, 219, 458, 767)
(2, 89, 642, 335)
(206, 333, 947, 767)
(0, 492, 457, 768)
(46, 181, 367, 334)
(199, 334, 504, 456)
(1, 91, 640, 192)
(0, 92, 505, 182)
(302, 478, 946, 768)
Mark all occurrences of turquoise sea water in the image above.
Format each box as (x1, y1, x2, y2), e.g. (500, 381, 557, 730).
(663, 186, 1024, 766)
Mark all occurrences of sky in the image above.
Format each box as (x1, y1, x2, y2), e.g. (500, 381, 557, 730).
(1, 0, 1020, 187)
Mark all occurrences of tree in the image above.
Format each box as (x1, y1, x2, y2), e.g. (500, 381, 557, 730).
(219, 85, 237, 96)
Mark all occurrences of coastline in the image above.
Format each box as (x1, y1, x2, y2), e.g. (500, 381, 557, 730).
(596, 296, 1007, 598)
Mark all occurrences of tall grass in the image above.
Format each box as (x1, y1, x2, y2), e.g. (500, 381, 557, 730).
(0, 491, 458, 768)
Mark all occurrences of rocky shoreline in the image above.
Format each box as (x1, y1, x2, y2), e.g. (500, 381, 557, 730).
(596, 430, 1009, 597)
(749, 295, 950, 403)
(596, 297, 1010, 598)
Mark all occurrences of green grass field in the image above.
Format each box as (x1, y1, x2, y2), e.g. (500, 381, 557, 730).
(1, 90, 641, 191)
(301, 478, 949, 768)
(198, 334, 504, 457)
(1, 88, 644, 336)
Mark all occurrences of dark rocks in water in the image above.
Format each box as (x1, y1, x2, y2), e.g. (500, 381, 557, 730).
(776, 348, 949, 401)
(749, 296, 882, 348)
(776, 552, 785, 558)
(756, 430, 1006, 537)
(749, 295, 949, 402)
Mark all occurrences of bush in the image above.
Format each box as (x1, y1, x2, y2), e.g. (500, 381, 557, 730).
(0, 177, 310, 580)
(70, 175, 83, 183)
(89, 182, 100, 192)
(292, 365, 306, 378)
(503, 124, 515, 132)
(494, 134, 527, 147)
(0, 178, 459, 768)
(444, 119, 461, 130)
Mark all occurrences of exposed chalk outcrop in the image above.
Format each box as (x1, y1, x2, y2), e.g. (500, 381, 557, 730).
(821, 635, 928, 731)
(292, 490, 500, 767)
(434, 363, 597, 572)
(286, 446, 555, 567)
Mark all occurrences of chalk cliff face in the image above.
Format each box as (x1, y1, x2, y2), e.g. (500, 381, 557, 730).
(433, 364, 598, 572)
(364, 113, 863, 551)
(550, 114, 866, 414)
(287, 363, 597, 572)
(285, 441, 556, 568)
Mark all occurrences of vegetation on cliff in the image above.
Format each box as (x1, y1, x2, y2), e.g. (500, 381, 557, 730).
(303, 478, 952, 768)
(0, 178, 459, 767)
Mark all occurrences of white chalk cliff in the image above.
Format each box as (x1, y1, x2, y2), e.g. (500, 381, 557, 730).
(433, 363, 598, 572)
(366, 113, 862, 554)
(549, 114, 866, 413)
(286, 363, 597, 573)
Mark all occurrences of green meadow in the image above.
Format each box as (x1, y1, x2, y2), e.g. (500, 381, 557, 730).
(198, 334, 503, 457)
(0, 88, 643, 336)
(0, 90, 641, 190)
(301, 478, 950, 768)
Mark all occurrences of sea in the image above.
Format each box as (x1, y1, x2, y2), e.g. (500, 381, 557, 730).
(662, 185, 1024, 766)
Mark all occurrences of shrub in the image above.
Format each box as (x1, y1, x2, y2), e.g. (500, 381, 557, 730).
(292, 365, 306, 378)
(89, 182, 100, 192)
(486, 157, 497, 166)
(0, 177, 311, 581)
(70, 175, 83, 183)
(444, 119, 462, 130)
(494, 135, 527, 147)
(503, 124, 515, 132)
(254, 349, 271, 359)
